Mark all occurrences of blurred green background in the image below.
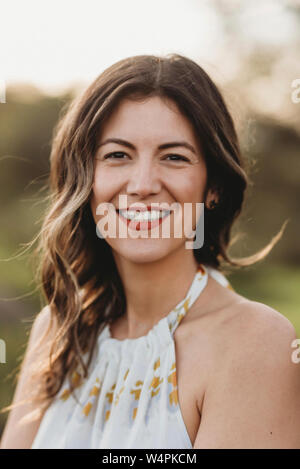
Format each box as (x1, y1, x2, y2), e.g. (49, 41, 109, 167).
(0, 0, 300, 443)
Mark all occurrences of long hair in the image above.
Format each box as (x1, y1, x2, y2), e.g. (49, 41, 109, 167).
(1, 53, 287, 424)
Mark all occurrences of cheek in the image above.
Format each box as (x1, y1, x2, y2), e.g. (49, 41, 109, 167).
(171, 169, 206, 204)
(166, 170, 206, 235)
(90, 168, 114, 223)
(91, 165, 121, 204)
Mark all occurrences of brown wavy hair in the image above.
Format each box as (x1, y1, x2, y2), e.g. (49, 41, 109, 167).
(1, 53, 287, 425)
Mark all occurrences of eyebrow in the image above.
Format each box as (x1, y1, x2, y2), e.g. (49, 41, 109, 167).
(97, 138, 197, 155)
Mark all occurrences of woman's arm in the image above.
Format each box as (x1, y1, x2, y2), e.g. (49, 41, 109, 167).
(193, 302, 300, 449)
(0, 306, 54, 449)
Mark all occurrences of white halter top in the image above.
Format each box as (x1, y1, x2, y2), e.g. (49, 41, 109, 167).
(31, 263, 232, 449)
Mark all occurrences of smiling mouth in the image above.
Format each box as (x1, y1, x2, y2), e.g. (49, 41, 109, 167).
(116, 208, 171, 231)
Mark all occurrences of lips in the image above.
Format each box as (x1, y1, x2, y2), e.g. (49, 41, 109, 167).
(116, 208, 171, 231)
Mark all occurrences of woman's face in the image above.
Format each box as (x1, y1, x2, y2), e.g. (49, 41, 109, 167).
(90, 95, 209, 264)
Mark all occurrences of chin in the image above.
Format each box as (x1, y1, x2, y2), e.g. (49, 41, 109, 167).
(108, 237, 182, 265)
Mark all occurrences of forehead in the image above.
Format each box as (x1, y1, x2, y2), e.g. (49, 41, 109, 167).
(99, 96, 199, 145)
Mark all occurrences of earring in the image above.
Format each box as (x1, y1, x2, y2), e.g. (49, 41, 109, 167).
(208, 199, 218, 209)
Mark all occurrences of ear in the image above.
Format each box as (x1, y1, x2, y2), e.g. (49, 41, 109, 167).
(205, 186, 220, 207)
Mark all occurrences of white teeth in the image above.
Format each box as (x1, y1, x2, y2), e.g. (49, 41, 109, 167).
(119, 209, 170, 221)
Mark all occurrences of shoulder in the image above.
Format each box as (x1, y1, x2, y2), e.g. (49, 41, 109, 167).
(27, 305, 57, 358)
(194, 301, 300, 448)
(224, 299, 297, 351)
(191, 271, 298, 364)
(208, 300, 300, 406)
(30, 305, 52, 338)
(0, 306, 55, 449)
(212, 299, 298, 367)
(33, 305, 52, 331)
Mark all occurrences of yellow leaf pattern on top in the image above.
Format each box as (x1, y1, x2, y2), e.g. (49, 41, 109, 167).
(114, 369, 130, 406)
(149, 376, 163, 397)
(60, 389, 70, 401)
(130, 380, 144, 420)
(168, 362, 178, 406)
(81, 377, 102, 417)
(102, 382, 117, 424)
(83, 402, 92, 417)
(59, 370, 83, 401)
(154, 358, 160, 370)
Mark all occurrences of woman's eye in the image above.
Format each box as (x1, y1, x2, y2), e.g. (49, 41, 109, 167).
(165, 154, 189, 162)
(104, 151, 127, 160)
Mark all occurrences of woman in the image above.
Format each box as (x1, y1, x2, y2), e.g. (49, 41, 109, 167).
(1, 54, 299, 449)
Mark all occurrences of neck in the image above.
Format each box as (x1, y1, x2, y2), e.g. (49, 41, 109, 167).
(112, 248, 200, 338)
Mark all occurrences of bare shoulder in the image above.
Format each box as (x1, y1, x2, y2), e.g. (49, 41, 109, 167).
(29, 305, 55, 350)
(204, 294, 298, 379)
(193, 299, 300, 448)
(217, 298, 298, 357)
(0, 305, 56, 449)
(197, 271, 297, 349)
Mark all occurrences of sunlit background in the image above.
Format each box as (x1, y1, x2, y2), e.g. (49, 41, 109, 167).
(0, 0, 300, 437)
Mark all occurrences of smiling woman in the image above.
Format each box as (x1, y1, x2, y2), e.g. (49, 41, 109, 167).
(1, 53, 299, 450)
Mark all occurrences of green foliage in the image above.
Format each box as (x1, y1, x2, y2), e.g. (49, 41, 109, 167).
(228, 262, 300, 336)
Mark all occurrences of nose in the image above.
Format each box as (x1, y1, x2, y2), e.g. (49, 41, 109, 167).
(126, 157, 162, 198)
